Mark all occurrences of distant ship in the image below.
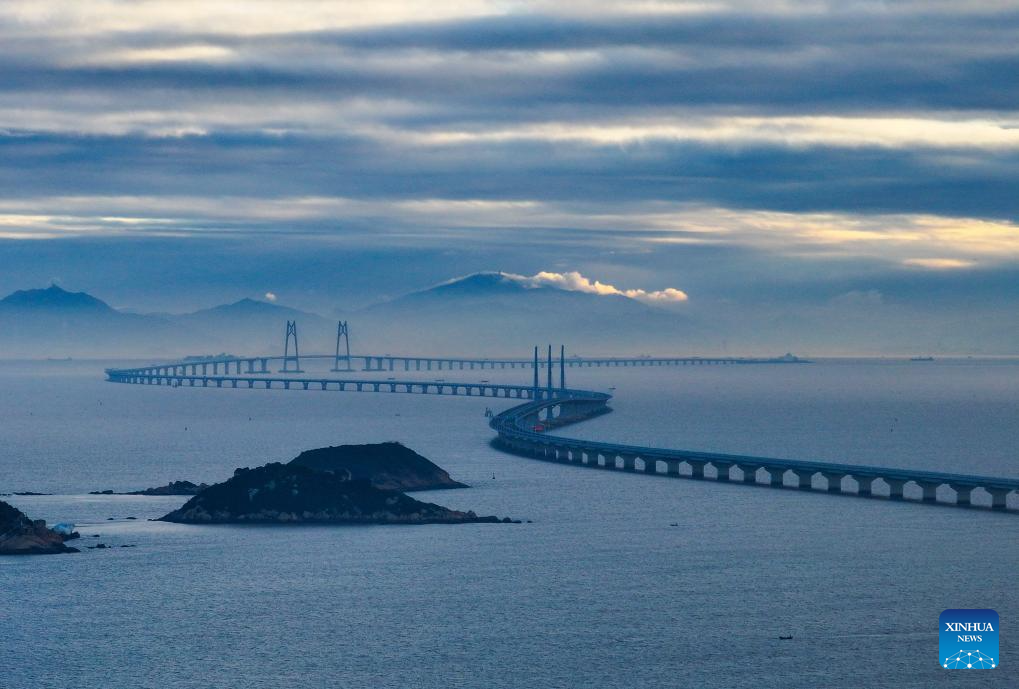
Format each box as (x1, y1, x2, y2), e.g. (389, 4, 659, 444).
(910, 356, 935, 362)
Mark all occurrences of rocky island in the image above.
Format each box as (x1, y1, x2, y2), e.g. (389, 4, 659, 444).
(0, 500, 78, 555)
(91, 480, 209, 496)
(288, 442, 467, 491)
(158, 462, 508, 525)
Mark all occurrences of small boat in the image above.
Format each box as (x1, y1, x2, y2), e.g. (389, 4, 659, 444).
(910, 356, 934, 362)
(779, 635, 793, 640)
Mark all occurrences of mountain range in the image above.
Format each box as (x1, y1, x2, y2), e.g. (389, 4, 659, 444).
(0, 274, 706, 359)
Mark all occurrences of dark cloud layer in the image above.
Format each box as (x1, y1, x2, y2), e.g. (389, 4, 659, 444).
(0, 2, 1016, 352)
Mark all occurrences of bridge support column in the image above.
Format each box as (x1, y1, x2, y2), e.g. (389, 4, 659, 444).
(643, 458, 657, 474)
(666, 460, 682, 477)
(855, 476, 875, 496)
(713, 462, 733, 481)
(987, 488, 1010, 510)
(687, 460, 706, 479)
(918, 481, 940, 503)
(793, 470, 814, 490)
(766, 468, 785, 487)
(885, 478, 907, 500)
(622, 454, 636, 471)
(585, 451, 600, 467)
(951, 484, 974, 506)
(822, 472, 845, 493)
(738, 464, 759, 484)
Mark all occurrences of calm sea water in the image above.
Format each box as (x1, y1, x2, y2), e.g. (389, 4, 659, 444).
(1, 359, 1017, 688)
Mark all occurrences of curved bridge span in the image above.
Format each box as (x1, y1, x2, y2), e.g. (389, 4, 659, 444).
(106, 356, 1017, 512)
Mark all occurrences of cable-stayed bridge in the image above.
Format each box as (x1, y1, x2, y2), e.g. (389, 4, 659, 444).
(105, 323, 1016, 512)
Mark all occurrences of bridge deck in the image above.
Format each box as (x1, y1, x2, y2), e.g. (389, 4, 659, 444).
(106, 356, 1016, 510)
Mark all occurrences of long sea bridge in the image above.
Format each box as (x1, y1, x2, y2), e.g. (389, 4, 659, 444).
(105, 328, 1017, 512)
(122, 353, 801, 377)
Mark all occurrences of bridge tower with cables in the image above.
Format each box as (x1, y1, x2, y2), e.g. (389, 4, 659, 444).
(280, 320, 304, 373)
(331, 320, 352, 372)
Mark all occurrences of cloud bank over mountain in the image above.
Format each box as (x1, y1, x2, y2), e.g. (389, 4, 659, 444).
(0, 1, 1016, 352)
(474, 271, 689, 304)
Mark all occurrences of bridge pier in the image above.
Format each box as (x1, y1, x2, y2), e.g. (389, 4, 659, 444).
(988, 488, 1010, 510)
(738, 464, 759, 484)
(766, 468, 785, 486)
(885, 478, 907, 500)
(687, 460, 706, 479)
(855, 476, 875, 496)
(643, 458, 658, 474)
(793, 470, 815, 490)
(667, 459, 682, 477)
(713, 461, 733, 481)
(621, 454, 637, 471)
(918, 480, 940, 503)
(951, 484, 974, 506)
(822, 472, 845, 493)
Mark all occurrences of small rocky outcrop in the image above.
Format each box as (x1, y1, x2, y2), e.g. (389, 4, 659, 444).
(90, 480, 209, 496)
(158, 463, 507, 525)
(288, 442, 467, 491)
(0, 500, 78, 555)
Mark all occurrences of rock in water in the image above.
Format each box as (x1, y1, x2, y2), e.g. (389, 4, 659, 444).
(0, 500, 79, 555)
(288, 442, 468, 491)
(157, 463, 503, 525)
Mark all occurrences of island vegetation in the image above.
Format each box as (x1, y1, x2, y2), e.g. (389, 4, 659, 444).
(158, 462, 508, 525)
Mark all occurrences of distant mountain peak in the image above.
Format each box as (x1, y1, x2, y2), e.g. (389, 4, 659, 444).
(194, 297, 298, 315)
(0, 284, 114, 312)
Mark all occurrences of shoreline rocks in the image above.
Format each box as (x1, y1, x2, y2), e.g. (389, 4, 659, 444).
(288, 442, 468, 491)
(0, 500, 79, 555)
(158, 463, 510, 525)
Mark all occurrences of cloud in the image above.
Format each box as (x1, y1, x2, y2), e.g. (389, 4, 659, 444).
(263, 291, 277, 301)
(0, 0, 1016, 350)
(902, 258, 975, 270)
(504, 270, 689, 304)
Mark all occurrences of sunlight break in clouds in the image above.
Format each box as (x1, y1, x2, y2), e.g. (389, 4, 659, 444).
(263, 291, 278, 301)
(506, 271, 689, 304)
(901, 258, 976, 270)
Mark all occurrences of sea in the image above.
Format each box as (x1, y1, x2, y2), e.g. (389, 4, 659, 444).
(1, 358, 1017, 688)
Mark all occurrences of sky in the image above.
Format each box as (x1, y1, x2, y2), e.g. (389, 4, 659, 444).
(0, 1, 1017, 352)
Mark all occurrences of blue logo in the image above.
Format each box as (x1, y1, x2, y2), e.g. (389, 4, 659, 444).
(940, 609, 998, 669)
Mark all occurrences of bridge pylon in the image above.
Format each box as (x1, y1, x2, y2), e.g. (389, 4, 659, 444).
(560, 344, 566, 390)
(331, 320, 352, 372)
(547, 345, 553, 393)
(533, 346, 540, 397)
(280, 320, 304, 373)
